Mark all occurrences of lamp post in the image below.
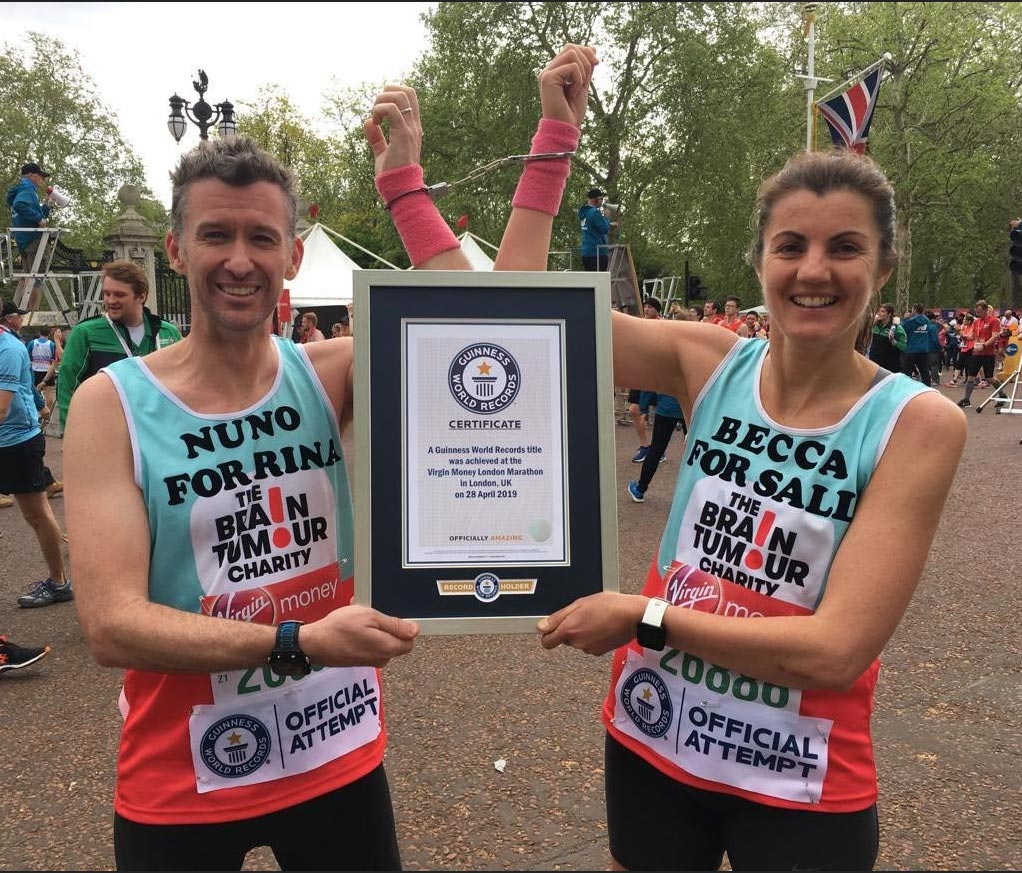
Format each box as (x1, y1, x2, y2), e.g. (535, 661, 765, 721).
(167, 69, 236, 143)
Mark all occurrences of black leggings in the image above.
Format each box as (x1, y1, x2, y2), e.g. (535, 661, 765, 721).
(605, 734, 879, 871)
(114, 764, 401, 871)
(637, 413, 685, 492)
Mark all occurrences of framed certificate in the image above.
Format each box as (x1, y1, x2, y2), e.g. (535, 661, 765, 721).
(353, 270, 618, 634)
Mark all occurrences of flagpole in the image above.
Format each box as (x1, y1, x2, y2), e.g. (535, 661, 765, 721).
(796, 3, 831, 152)
(805, 3, 816, 151)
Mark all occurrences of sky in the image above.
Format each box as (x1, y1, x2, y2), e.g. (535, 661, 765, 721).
(1, 1, 436, 207)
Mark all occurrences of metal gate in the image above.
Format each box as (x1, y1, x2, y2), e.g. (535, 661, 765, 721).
(155, 249, 190, 335)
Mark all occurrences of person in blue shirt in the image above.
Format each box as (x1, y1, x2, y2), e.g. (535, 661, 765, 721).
(0, 300, 72, 608)
(6, 161, 52, 271)
(579, 186, 612, 270)
(901, 303, 934, 385)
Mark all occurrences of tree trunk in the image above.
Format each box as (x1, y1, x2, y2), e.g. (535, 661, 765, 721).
(896, 203, 912, 314)
(889, 67, 912, 314)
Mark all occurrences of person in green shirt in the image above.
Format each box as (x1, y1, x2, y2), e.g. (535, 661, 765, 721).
(867, 302, 906, 372)
(58, 259, 181, 427)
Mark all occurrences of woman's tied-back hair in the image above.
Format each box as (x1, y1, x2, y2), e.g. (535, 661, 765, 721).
(169, 136, 299, 240)
(749, 149, 898, 270)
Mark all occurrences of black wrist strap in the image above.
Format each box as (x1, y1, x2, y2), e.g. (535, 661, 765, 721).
(385, 187, 429, 211)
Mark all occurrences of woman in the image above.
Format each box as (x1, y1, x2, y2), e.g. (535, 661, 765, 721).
(948, 312, 975, 388)
(497, 123, 966, 868)
(868, 302, 906, 373)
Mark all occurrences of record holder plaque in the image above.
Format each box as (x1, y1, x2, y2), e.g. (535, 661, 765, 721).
(353, 270, 619, 634)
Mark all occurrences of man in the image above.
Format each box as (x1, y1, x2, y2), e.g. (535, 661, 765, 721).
(26, 326, 57, 387)
(701, 299, 724, 325)
(901, 304, 934, 386)
(719, 296, 744, 333)
(0, 300, 72, 607)
(331, 307, 352, 339)
(57, 259, 181, 428)
(300, 310, 325, 342)
(579, 186, 611, 271)
(64, 119, 469, 866)
(642, 296, 662, 320)
(7, 161, 51, 273)
(959, 299, 1001, 407)
(1001, 308, 1019, 333)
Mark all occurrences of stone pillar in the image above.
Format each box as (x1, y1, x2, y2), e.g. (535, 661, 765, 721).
(296, 197, 313, 236)
(102, 184, 161, 313)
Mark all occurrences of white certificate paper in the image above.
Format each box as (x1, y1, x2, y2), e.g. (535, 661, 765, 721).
(403, 321, 568, 567)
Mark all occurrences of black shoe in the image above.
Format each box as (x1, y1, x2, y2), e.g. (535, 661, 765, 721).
(0, 636, 50, 673)
(957, 399, 971, 408)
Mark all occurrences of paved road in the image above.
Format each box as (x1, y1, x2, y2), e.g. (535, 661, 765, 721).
(1, 383, 1019, 871)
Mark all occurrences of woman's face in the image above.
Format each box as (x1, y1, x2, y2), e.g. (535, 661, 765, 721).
(757, 188, 891, 348)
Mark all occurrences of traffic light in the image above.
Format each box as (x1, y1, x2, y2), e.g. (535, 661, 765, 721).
(1010, 225, 1022, 274)
(687, 275, 706, 300)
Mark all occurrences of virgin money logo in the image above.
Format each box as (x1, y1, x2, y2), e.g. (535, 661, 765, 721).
(664, 564, 721, 614)
(205, 588, 277, 624)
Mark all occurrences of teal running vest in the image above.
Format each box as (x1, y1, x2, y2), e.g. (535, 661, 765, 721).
(659, 338, 929, 611)
(104, 338, 384, 823)
(105, 337, 353, 612)
(603, 338, 931, 811)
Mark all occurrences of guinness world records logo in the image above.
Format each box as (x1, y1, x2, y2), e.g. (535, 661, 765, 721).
(200, 715, 272, 778)
(448, 343, 520, 414)
(474, 572, 500, 602)
(621, 668, 673, 737)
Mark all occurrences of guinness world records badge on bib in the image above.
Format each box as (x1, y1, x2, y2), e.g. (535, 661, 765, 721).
(353, 270, 619, 634)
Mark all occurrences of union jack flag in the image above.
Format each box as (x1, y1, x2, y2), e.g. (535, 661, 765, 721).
(817, 67, 883, 154)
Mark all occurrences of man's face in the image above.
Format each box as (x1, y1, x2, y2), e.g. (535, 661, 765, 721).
(703, 302, 715, 316)
(27, 172, 45, 188)
(643, 304, 659, 319)
(103, 277, 146, 325)
(3, 313, 23, 332)
(166, 179, 302, 337)
(724, 300, 739, 318)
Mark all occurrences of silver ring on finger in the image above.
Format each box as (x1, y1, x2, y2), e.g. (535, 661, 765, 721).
(400, 107, 413, 114)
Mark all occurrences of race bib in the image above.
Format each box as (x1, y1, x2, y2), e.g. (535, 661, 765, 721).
(189, 666, 380, 794)
(612, 648, 832, 805)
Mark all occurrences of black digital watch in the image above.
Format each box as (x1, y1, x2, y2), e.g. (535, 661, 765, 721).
(268, 620, 312, 678)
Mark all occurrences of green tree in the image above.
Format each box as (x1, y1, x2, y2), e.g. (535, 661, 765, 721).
(817, 2, 1022, 310)
(240, 84, 403, 268)
(342, 2, 801, 298)
(0, 32, 153, 256)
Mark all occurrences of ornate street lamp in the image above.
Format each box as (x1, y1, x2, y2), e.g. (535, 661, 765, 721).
(167, 70, 236, 143)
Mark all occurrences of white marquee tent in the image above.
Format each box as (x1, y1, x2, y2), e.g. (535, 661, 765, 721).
(458, 231, 496, 270)
(283, 225, 498, 310)
(285, 223, 404, 307)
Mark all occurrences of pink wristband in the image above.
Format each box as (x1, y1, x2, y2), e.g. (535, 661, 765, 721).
(511, 118, 581, 216)
(376, 164, 460, 268)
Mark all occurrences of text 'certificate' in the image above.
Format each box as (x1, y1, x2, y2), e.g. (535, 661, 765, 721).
(403, 321, 568, 567)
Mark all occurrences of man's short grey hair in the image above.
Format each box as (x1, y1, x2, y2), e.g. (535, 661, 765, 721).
(169, 136, 298, 240)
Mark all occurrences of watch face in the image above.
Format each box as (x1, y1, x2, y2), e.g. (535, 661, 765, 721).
(270, 651, 311, 677)
(637, 623, 666, 651)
